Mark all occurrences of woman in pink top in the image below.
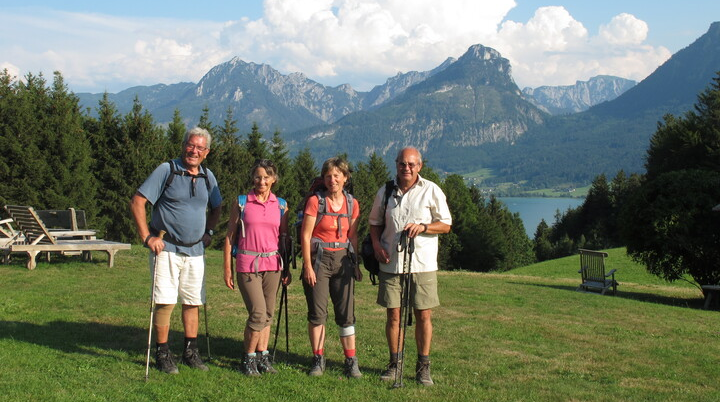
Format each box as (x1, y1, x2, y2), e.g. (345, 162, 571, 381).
(301, 157, 362, 378)
(223, 159, 290, 376)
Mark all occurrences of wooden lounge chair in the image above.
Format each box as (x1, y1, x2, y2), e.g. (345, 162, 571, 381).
(577, 249, 617, 295)
(0, 218, 24, 263)
(4, 205, 131, 270)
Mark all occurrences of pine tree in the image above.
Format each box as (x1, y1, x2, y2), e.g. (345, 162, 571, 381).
(245, 123, 268, 161)
(166, 109, 186, 159)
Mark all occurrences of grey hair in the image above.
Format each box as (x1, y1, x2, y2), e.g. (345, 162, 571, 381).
(184, 127, 212, 149)
(395, 147, 422, 162)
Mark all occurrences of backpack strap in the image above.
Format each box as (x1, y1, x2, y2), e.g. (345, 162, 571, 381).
(237, 195, 248, 238)
(309, 190, 355, 273)
(313, 190, 353, 237)
(161, 160, 212, 200)
(232, 195, 286, 258)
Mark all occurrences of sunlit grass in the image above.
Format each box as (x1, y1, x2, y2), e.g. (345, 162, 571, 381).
(1, 246, 718, 401)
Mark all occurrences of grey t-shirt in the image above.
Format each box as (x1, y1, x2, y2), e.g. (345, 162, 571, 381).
(138, 158, 222, 256)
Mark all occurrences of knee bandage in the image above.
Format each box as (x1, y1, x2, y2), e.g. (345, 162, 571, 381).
(153, 304, 175, 326)
(339, 325, 355, 337)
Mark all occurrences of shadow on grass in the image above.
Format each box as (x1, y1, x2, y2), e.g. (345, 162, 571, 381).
(0, 320, 310, 371)
(508, 282, 706, 310)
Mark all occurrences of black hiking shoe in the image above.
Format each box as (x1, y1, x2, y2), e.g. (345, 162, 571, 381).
(182, 347, 209, 371)
(343, 356, 362, 378)
(308, 354, 325, 376)
(415, 360, 434, 386)
(379, 361, 398, 381)
(155, 349, 179, 374)
(256, 353, 278, 374)
(240, 354, 261, 377)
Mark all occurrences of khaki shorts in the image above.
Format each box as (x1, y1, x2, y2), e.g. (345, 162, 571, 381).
(377, 270, 439, 310)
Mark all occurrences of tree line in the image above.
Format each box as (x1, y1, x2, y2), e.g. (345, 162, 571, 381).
(0, 70, 532, 272)
(534, 72, 720, 289)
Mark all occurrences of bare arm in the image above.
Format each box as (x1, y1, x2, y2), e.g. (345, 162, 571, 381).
(403, 221, 451, 238)
(301, 214, 317, 287)
(223, 202, 240, 290)
(370, 224, 389, 264)
(130, 192, 164, 254)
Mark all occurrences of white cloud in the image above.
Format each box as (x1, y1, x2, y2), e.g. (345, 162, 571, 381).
(599, 13, 648, 45)
(0, 1, 673, 93)
(493, 7, 670, 88)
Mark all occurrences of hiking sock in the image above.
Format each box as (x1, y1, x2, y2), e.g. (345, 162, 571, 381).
(313, 349, 324, 356)
(156, 342, 169, 352)
(390, 352, 399, 363)
(184, 337, 198, 351)
(344, 349, 356, 358)
(418, 354, 430, 364)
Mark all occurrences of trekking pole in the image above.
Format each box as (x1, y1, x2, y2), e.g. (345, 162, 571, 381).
(203, 302, 211, 361)
(393, 230, 414, 388)
(144, 230, 165, 381)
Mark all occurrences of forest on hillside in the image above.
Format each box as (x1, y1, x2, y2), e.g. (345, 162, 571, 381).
(0, 70, 532, 272)
(2, 70, 719, 286)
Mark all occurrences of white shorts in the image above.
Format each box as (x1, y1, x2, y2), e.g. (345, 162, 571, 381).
(149, 251, 206, 305)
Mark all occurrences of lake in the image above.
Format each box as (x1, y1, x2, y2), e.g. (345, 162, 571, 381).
(498, 197, 585, 238)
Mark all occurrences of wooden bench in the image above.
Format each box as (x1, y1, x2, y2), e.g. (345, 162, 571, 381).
(702, 285, 720, 310)
(4, 205, 130, 270)
(577, 249, 618, 295)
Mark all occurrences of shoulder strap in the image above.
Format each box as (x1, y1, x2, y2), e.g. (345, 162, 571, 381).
(237, 195, 248, 220)
(200, 165, 211, 192)
(344, 191, 354, 218)
(382, 180, 394, 207)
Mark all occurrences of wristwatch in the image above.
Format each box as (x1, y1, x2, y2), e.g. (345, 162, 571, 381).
(205, 229, 214, 236)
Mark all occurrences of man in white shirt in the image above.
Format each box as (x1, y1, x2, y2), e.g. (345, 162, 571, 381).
(368, 147, 452, 386)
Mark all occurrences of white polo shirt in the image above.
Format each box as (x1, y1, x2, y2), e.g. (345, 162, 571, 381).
(368, 175, 452, 274)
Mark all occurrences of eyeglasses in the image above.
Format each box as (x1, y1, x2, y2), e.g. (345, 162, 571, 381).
(397, 162, 417, 169)
(185, 143, 208, 152)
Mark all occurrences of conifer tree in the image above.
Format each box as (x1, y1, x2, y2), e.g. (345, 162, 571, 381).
(85, 93, 131, 240)
(245, 122, 268, 161)
(165, 109, 186, 159)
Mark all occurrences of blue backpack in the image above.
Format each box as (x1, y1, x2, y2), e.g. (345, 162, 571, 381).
(231, 194, 287, 257)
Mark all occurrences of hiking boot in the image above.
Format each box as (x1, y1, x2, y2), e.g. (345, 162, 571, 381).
(182, 347, 209, 371)
(155, 349, 179, 374)
(308, 354, 325, 376)
(343, 356, 362, 378)
(240, 354, 261, 377)
(415, 360, 434, 386)
(256, 353, 278, 374)
(379, 361, 398, 382)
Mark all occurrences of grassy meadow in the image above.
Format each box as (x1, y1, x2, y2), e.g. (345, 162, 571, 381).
(1, 246, 719, 401)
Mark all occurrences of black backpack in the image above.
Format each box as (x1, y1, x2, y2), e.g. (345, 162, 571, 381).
(360, 180, 395, 285)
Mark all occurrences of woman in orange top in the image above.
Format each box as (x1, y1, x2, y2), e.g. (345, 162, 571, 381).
(301, 157, 362, 378)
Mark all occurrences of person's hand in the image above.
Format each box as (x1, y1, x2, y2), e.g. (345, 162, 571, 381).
(202, 233, 212, 247)
(224, 269, 234, 290)
(403, 223, 426, 238)
(303, 266, 316, 287)
(147, 236, 165, 255)
(374, 246, 390, 264)
(354, 264, 363, 282)
(282, 270, 292, 287)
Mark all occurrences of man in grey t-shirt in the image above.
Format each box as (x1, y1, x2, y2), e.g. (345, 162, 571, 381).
(130, 127, 222, 374)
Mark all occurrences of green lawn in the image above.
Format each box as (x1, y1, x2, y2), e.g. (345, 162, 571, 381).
(1, 246, 718, 401)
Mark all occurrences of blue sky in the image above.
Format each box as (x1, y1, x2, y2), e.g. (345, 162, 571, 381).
(1, 1, 717, 93)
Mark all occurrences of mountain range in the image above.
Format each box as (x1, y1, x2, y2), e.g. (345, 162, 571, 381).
(76, 22, 720, 188)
